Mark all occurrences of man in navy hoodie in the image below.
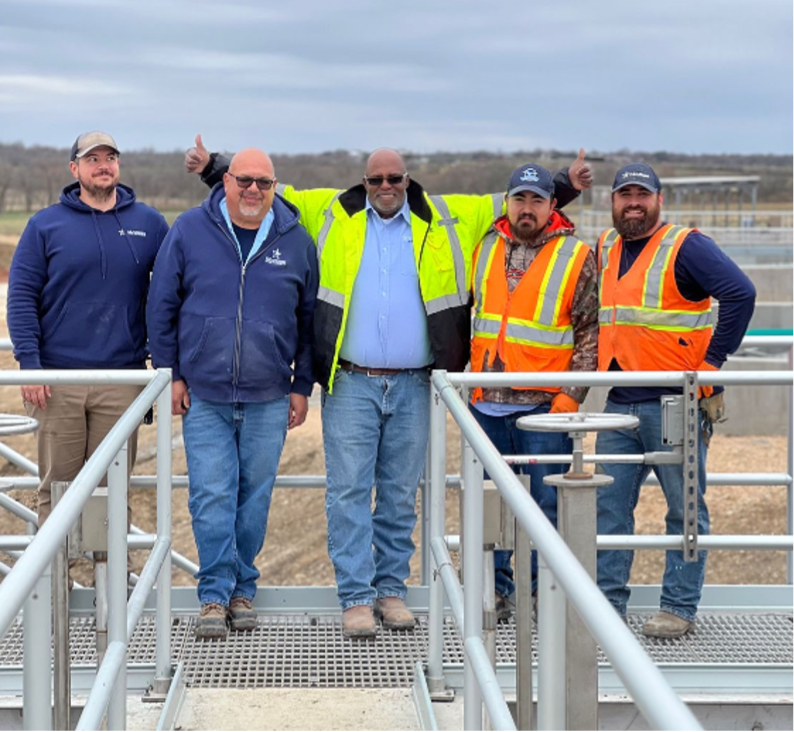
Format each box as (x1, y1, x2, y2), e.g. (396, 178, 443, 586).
(8, 131, 168, 525)
(147, 148, 318, 639)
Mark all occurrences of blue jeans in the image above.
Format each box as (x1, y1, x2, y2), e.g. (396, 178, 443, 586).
(470, 404, 572, 597)
(596, 398, 711, 622)
(322, 368, 430, 610)
(182, 393, 289, 606)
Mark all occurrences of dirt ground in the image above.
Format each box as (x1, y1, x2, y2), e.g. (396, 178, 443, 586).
(0, 283, 788, 590)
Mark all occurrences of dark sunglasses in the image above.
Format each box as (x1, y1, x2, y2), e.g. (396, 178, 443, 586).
(228, 173, 275, 191)
(364, 173, 407, 187)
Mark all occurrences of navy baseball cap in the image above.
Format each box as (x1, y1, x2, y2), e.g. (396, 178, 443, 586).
(612, 163, 661, 193)
(506, 163, 555, 199)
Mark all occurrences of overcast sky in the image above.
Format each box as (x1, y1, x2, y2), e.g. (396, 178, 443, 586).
(2, 0, 792, 156)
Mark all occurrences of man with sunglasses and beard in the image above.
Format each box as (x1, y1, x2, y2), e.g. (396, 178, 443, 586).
(147, 148, 318, 638)
(595, 163, 755, 638)
(185, 136, 592, 638)
(8, 131, 168, 532)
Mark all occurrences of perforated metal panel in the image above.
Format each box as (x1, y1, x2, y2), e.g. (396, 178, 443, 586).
(1, 611, 791, 689)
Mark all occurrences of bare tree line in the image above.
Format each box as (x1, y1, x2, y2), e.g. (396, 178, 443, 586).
(0, 142, 790, 214)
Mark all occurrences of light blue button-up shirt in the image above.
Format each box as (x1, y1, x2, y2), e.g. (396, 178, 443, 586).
(338, 198, 433, 368)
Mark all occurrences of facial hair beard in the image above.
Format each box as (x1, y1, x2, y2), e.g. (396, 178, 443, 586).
(511, 214, 544, 244)
(613, 200, 661, 240)
(80, 176, 116, 204)
(239, 199, 264, 218)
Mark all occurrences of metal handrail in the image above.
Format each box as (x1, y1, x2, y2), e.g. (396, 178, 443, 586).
(432, 370, 703, 730)
(0, 368, 174, 731)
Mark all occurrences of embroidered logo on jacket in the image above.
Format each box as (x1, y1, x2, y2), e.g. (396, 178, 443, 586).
(265, 248, 286, 266)
(118, 229, 147, 237)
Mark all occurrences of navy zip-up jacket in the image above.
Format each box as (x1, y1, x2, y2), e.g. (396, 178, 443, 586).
(8, 182, 168, 370)
(146, 184, 318, 403)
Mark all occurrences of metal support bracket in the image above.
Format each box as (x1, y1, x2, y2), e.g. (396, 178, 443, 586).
(683, 372, 700, 562)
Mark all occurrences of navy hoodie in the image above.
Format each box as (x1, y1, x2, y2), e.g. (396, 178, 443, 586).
(8, 183, 169, 370)
(146, 184, 318, 403)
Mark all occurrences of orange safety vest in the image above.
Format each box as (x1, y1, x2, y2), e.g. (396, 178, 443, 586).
(597, 223, 712, 372)
(470, 219, 591, 402)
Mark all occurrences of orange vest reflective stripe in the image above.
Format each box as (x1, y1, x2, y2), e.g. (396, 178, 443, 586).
(471, 230, 590, 402)
(597, 223, 713, 372)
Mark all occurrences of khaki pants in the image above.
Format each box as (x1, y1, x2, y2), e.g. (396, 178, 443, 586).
(26, 384, 143, 523)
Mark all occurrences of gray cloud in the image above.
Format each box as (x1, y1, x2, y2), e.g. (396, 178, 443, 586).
(1, 0, 791, 154)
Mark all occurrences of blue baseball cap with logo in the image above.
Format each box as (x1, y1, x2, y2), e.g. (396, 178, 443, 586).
(612, 163, 662, 193)
(506, 163, 555, 199)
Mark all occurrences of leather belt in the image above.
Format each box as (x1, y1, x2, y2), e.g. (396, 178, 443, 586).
(337, 359, 407, 377)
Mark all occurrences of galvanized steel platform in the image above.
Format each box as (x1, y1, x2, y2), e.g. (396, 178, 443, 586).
(1, 611, 791, 692)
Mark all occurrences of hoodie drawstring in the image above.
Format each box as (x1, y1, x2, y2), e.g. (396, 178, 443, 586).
(89, 210, 108, 280)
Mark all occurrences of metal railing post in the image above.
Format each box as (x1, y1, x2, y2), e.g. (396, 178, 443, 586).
(107, 442, 128, 730)
(536, 553, 565, 731)
(23, 542, 52, 731)
(51, 482, 71, 732)
(154, 378, 173, 694)
(515, 474, 534, 731)
(421, 458, 431, 586)
(426, 373, 448, 696)
(463, 435, 484, 730)
(788, 346, 793, 584)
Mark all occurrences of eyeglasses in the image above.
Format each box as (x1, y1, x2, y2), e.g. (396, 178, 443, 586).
(364, 173, 407, 187)
(228, 173, 276, 191)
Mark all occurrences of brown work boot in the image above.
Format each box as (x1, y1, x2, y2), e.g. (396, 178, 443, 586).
(374, 597, 415, 630)
(195, 603, 229, 639)
(342, 605, 377, 638)
(229, 596, 257, 632)
(642, 611, 693, 638)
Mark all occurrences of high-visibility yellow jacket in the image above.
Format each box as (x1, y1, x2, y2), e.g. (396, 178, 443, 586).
(280, 181, 503, 391)
(597, 224, 713, 372)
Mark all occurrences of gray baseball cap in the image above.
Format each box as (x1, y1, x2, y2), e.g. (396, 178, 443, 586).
(70, 131, 119, 161)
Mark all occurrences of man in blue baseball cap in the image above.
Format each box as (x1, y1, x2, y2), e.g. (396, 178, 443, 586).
(595, 162, 756, 637)
(469, 163, 598, 617)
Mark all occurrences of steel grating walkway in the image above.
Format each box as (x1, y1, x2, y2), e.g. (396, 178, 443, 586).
(1, 612, 791, 689)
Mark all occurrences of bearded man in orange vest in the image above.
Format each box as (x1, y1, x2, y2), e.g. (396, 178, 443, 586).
(469, 163, 598, 617)
(596, 163, 755, 638)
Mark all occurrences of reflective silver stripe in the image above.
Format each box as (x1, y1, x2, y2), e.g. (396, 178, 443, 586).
(598, 309, 613, 325)
(644, 225, 686, 308)
(428, 195, 467, 299)
(490, 193, 503, 222)
(472, 317, 501, 335)
(317, 285, 344, 309)
(317, 192, 342, 261)
(600, 228, 620, 272)
(505, 322, 574, 346)
(538, 236, 580, 326)
(474, 316, 574, 346)
(613, 306, 713, 329)
(473, 229, 500, 308)
(426, 291, 468, 315)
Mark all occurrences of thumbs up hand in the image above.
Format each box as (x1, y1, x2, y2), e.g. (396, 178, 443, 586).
(568, 147, 593, 191)
(185, 134, 211, 174)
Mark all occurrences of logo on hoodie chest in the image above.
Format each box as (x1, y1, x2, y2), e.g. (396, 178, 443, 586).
(118, 229, 147, 237)
(265, 248, 286, 266)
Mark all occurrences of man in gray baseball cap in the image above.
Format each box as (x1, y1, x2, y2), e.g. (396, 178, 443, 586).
(8, 131, 168, 574)
(70, 130, 120, 161)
